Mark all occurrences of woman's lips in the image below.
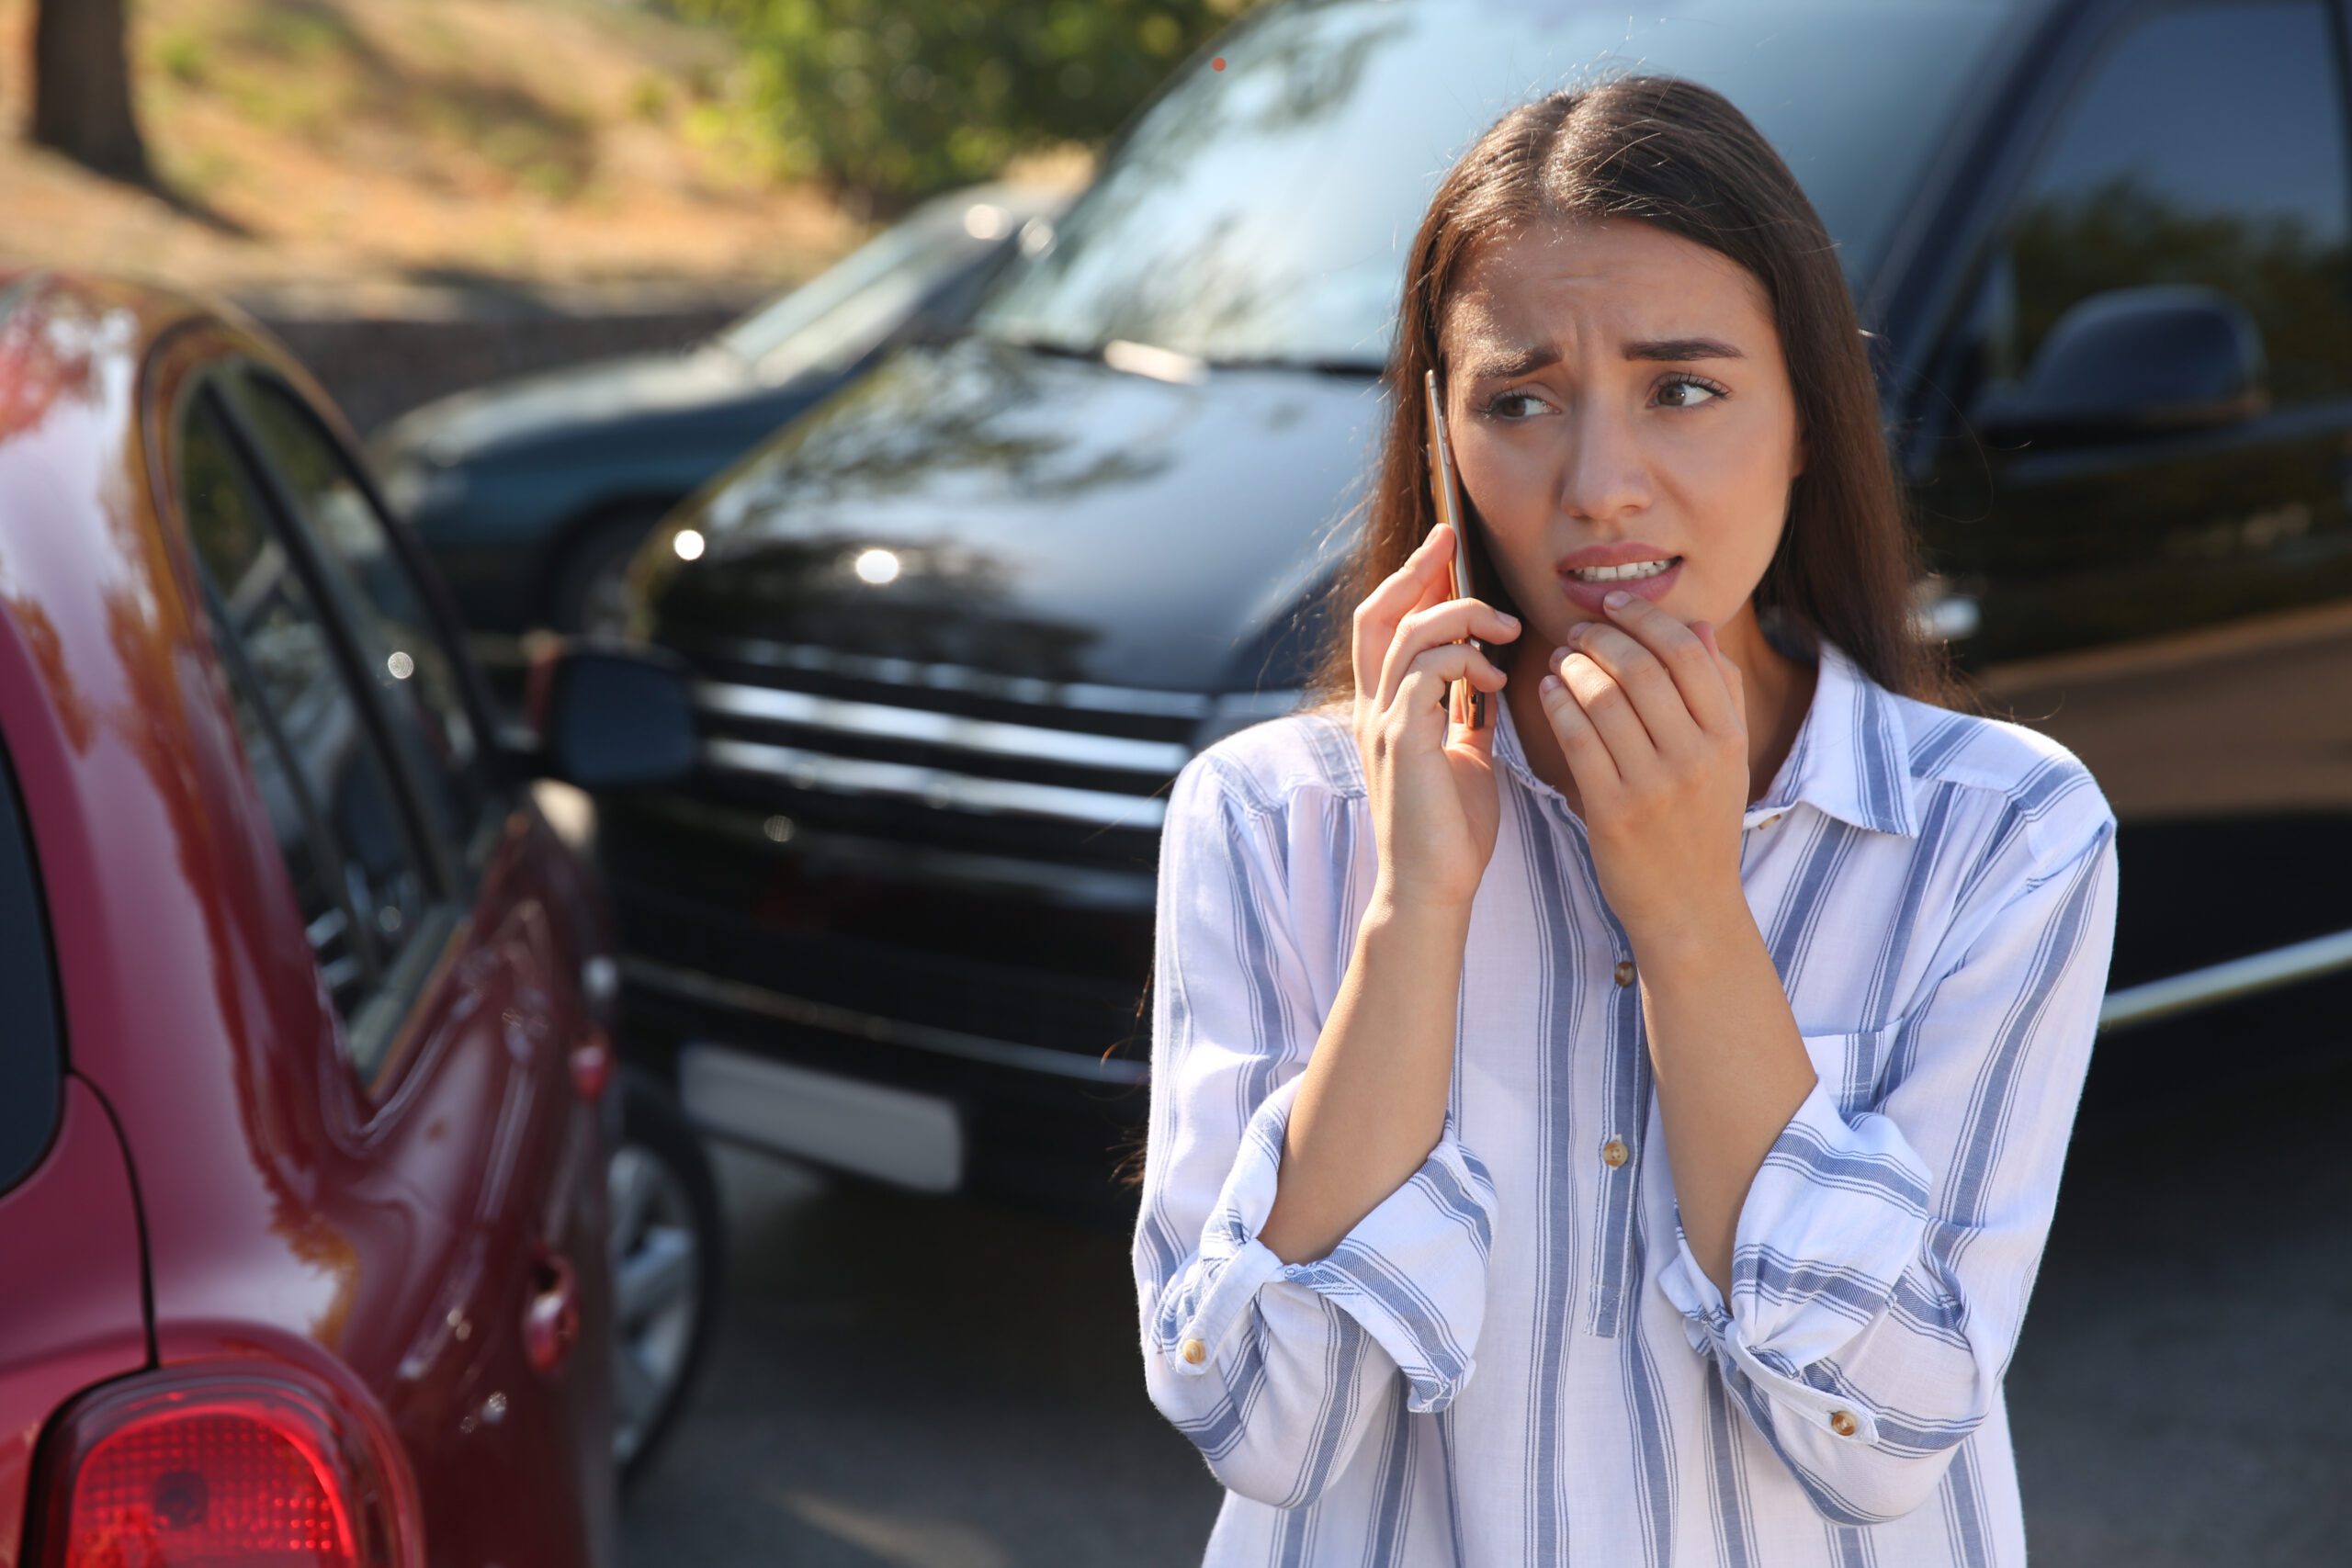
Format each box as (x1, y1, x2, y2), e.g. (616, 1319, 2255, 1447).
(1558, 555, 1683, 614)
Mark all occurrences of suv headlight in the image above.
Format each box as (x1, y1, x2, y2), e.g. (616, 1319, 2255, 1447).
(379, 452, 468, 522)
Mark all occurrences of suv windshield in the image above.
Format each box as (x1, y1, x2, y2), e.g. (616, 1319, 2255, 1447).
(718, 195, 975, 365)
(971, 0, 2021, 367)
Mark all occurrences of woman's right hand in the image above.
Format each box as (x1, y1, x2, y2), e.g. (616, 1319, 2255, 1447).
(1351, 522, 1522, 911)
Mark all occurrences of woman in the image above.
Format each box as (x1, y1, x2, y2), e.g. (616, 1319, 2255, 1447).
(1132, 73, 2121, 1565)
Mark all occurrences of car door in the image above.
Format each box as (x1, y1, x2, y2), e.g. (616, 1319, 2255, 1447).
(1897, 0, 2352, 1074)
(178, 361, 620, 1567)
(0, 728, 148, 1568)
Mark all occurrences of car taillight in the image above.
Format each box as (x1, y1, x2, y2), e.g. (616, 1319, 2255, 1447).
(28, 1367, 423, 1568)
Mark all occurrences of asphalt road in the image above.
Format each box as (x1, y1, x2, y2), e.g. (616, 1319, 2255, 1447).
(619, 1050, 2352, 1566)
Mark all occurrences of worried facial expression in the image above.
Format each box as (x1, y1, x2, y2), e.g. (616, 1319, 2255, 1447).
(1438, 216, 1807, 667)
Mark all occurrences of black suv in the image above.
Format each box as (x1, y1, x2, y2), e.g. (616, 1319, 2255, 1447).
(599, 0, 2352, 1222)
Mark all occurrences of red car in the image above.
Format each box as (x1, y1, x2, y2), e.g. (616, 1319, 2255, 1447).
(0, 268, 705, 1566)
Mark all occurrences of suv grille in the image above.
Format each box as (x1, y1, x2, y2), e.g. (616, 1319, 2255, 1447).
(662, 632, 1295, 868)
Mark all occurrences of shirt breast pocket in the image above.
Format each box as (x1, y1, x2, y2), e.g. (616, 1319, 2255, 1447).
(1795, 1013, 1912, 1122)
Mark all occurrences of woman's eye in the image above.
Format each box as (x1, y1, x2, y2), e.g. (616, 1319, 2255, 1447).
(1657, 374, 1726, 409)
(1483, 377, 1724, 419)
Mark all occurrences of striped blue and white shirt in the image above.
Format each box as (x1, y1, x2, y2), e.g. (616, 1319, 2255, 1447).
(1133, 633, 2121, 1566)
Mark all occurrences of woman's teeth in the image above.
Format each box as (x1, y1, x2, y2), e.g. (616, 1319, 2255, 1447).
(1568, 556, 1680, 582)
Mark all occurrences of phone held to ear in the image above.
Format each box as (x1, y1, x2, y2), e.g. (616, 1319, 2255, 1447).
(1423, 367, 1489, 732)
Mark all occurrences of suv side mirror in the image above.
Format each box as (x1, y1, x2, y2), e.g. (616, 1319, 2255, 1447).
(508, 637, 696, 789)
(1970, 284, 2267, 446)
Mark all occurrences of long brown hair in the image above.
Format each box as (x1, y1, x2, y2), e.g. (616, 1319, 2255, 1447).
(1295, 70, 1982, 716)
(1111, 70, 1985, 1196)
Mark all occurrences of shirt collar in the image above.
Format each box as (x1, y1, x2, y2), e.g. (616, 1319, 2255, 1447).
(1489, 631, 1919, 839)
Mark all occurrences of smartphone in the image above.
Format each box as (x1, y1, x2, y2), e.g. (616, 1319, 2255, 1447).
(1422, 367, 1488, 731)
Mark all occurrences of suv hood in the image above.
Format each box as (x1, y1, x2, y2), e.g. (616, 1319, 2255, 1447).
(647, 333, 1382, 695)
(378, 341, 754, 467)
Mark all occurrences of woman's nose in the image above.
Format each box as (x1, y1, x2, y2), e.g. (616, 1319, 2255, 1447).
(1556, 399, 1653, 520)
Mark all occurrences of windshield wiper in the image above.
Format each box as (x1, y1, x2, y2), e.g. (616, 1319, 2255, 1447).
(980, 326, 1384, 380)
(1201, 351, 1386, 379)
(970, 325, 1109, 360)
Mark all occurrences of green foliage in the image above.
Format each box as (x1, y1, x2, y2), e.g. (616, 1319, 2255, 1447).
(670, 0, 1264, 209)
(629, 74, 675, 123)
(231, 3, 364, 62)
(153, 29, 210, 86)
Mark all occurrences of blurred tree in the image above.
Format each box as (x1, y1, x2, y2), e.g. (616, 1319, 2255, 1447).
(28, 0, 149, 181)
(671, 0, 1263, 217)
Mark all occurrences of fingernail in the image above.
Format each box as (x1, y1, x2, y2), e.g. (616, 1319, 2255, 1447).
(1603, 588, 1632, 610)
(1499, 613, 1520, 627)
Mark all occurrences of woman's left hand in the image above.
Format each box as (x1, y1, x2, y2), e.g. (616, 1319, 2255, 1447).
(1537, 590, 1751, 942)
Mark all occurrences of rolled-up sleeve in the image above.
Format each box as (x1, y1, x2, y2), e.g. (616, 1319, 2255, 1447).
(1657, 804, 2121, 1526)
(1132, 750, 1499, 1509)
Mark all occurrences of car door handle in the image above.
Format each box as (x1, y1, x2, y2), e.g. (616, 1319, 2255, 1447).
(571, 1020, 614, 1100)
(524, 1247, 582, 1377)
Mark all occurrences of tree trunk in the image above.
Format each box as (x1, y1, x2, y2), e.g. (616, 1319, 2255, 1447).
(29, 0, 149, 183)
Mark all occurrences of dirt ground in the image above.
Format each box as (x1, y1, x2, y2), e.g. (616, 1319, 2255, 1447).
(0, 0, 1092, 315)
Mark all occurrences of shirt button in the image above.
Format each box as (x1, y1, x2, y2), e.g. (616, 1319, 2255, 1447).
(1600, 1136, 1629, 1168)
(1613, 959, 1635, 987)
(1180, 1337, 1208, 1366)
(1828, 1408, 1859, 1437)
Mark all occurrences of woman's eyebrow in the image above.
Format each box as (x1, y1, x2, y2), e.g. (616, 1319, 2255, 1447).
(1464, 336, 1747, 378)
